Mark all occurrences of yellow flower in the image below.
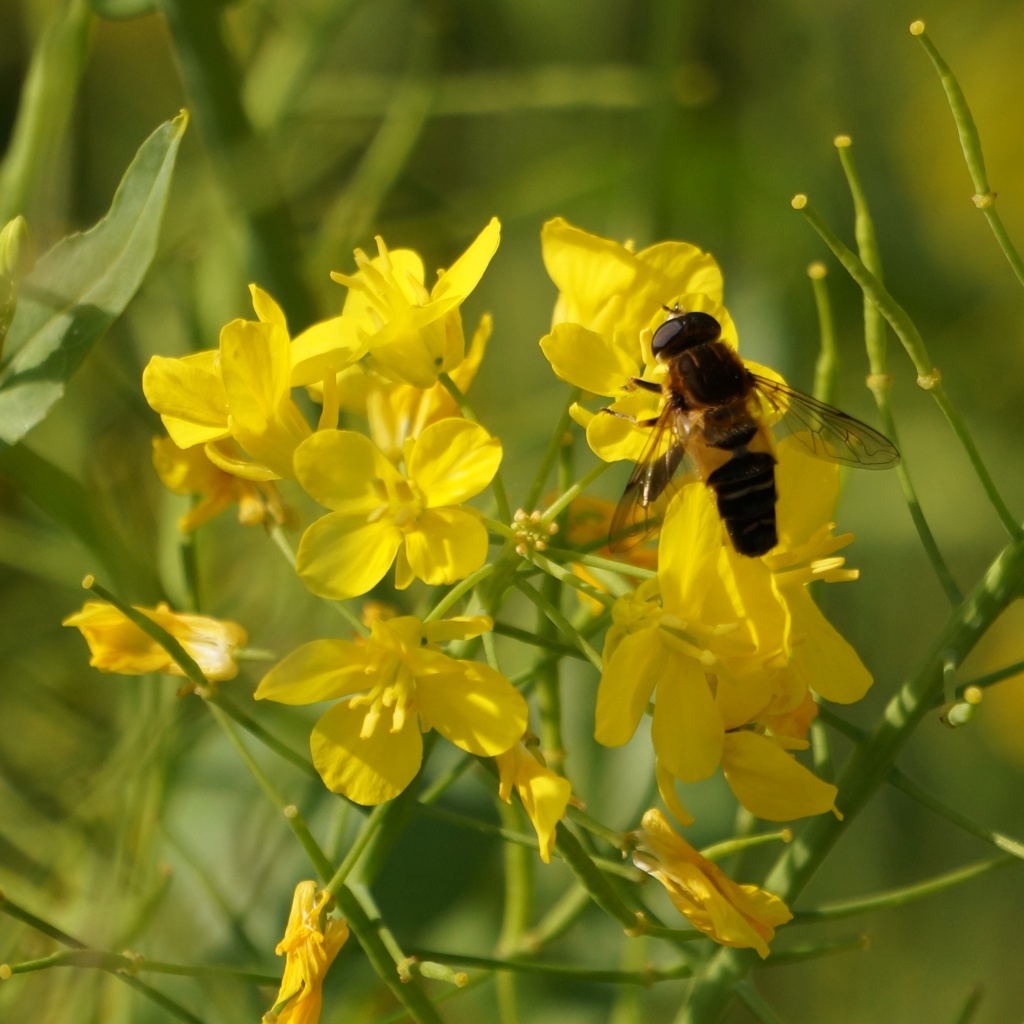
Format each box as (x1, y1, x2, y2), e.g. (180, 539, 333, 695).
(597, 463, 856, 823)
(142, 286, 359, 482)
(496, 742, 573, 863)
(265, 881, 347, 1024)
(633, 809, 791, 958)
(538, 219, 736, 464)
(151, 436, 289, 531)
(329, 218, 500, 388)
(294, 418, 502, 600)
(255, 615, 528, 804)
(63, 601, 247, 682)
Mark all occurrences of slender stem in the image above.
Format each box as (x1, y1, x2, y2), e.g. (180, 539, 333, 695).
(206, 702, 335, 880)
(911, 23, 1024, 290)
(4, 949, 276, 985)
(513, 577, 603, 670)
(541, 461, 612, 524)
(405, 948, 693, 985)
(323, 802, 392, 897)
(792, 854, 1015, 923)
(833, 137, 962, 603)
(0, 0, 92, 224)
(524, 388, 582, 511)
(423, 562, 496, 623)
(333, 886, 445, 1024)
(157, 0, 316, 328)
(207, 690, 320, 780)
(793, 195, 1020, 540)
(807, 263, 837, 405)
(0, 893, 209, 1024)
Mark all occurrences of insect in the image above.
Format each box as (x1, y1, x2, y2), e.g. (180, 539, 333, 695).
(608, 307, 900, 556)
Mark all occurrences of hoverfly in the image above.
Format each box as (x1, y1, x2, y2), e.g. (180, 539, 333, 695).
(609, 307, 899, 557)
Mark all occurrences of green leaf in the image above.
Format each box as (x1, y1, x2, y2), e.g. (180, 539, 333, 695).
(0, 111, 188, 448)
(86, 0, 157, 19)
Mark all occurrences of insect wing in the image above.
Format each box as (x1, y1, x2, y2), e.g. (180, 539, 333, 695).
(751, 375, 900, 469)
(609, 406, 689, 551)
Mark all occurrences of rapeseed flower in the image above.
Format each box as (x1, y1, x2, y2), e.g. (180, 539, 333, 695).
(293, 418, 502, 600)
(63, 601, 247, 682)
(329, 218, 500, 388)
(264, 881, 347, 1024)
(255, 615, 528, 804)
(143, 286, 359, 481)
(496, 742, 573, 863)
(633, 809, 791, 958)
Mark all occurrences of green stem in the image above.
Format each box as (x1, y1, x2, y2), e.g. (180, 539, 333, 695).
(793, 854, 1015, 923)
(679, 530, 1024, 1021)
(0, 0, 92, 224)
(407, 948, 692, 985)
(513, 577, 603, 670)
(207, 690, 320, 780)
(911, 24, 1024, 290)
(553, 823, 644, 932)
(524, 388, 582, 512)
(794, 196, 1020, 541)
(323, 802, 393, 897)
(0, 892, 208, 1024)
(4, 949, 276, 985)
(206, 702, 335, 880)
(807, 263, 837, 405)
(833, 138, 962, 603)
(157, 0, 316, 328)
(423, 562, 497, 623)
(541, 461, 612, 524)
(334, 886, 445, 1024)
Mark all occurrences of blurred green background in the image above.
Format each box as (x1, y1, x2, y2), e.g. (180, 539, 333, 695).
(2, 0, 1024, 1021)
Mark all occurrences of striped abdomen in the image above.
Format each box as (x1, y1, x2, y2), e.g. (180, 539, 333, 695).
(671, 341, 779, 557)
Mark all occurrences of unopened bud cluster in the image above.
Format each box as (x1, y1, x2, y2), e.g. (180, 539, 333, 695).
(512, 509, 558, 557)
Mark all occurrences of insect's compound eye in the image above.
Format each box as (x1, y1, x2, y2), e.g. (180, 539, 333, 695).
(651, 310, 722, 357)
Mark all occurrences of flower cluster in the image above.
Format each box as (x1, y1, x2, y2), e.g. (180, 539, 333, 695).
(63, 215, 890, 982)
(539, 219, 873, 826)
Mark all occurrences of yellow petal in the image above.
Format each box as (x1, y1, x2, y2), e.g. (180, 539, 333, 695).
(584, 391, 663, 464)
(722, 731, 838, 821)
(296, 513, 403, 600)
(402, 507, 489, 586)
(774, 438, 841, 549)
(142, 352, 230, 448)
(540, 322, 640, 396)
(417, 660, 528, 756)
(431, 216, 501, 304)
(311, 701, 423, 804)
(289, 315, 366, 387)
(248, 284, 287, 328)
(407, 419, 502, 507)
(595, 628, 663, 747)
(787, 587, 872, 704)
(651, 655, 724, 783)
(293, 430, 401, 513)
(255, 639, 373, 705)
